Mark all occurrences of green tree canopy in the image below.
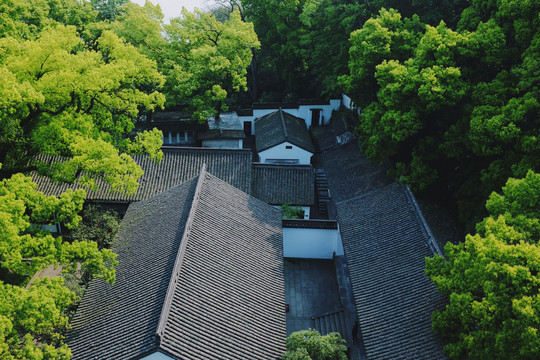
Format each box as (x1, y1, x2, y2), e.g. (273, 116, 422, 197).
(0, 278, 76, 359)
(0, 0, 98, 40)
(240, 0, 470, 101)
(0, 168, 117, 282)
(282, 329, 347, 360)
(162, 8, 259, 122)
(0, 14, 165, 192)
(426, 171, 540, 359)
(0, 167, 118, 358)
(340, 2, 539, 224)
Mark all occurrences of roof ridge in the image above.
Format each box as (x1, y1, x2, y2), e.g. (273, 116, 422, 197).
(279, 108, 288, 140)
(252, 162, 313, 170)
(400, 183, 443, 256)
(160, 146, 251, 154)
(156, 164, 207, 344)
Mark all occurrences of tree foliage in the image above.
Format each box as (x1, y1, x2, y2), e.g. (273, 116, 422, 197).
(280, 203, 304, 219)
(0, 168, 118, 358)
(64, 205, 121, 250)
(340, 2, 539, 224)
(240, 0, 470, 101)
(0, 278, 75, 360)
(163, 8, 259, 121)
(426, 171, 540, 359)
(0, 169, 117, 283)
(282, 329, 347, 360)
(0, 0, 165, 193)
(110, 3, 260, 120)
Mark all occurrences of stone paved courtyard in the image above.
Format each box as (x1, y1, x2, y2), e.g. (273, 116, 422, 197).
(284, 258, 341, 335)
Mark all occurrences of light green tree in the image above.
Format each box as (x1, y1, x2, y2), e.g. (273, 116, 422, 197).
(426, 171, 540, 359)
(0, 278, 76, 360)
(0, 168, 117, 282)
(0, 167, 118, 358)
(0, 22, 165, 193)
(163, 8, 260, 122)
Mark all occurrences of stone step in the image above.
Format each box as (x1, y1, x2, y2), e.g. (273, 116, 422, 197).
(312, 309, 348, 340)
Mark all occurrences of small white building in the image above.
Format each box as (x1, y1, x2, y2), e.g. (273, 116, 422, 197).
(239, 99, 341, 135)
(199, 112, 245, 149)
(255, 109, 315, 165)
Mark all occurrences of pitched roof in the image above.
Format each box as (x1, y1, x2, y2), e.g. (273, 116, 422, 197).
(252, 163, 314, 206)
(255, 109, 315, 153)
(30, 147, 252, 202)
(335, 183, 446, 360)
(66, 169, 286, 360)
(320, 141, 393, 203)
(148, 110, 208, 132)
(197, 129, 246, 140)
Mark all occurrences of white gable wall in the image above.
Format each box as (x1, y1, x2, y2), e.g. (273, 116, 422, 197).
(140, 351, 175, 360)
(258, 142, 313, 165)
(237, 99, 341, 134)
(283, 227, 344, 259)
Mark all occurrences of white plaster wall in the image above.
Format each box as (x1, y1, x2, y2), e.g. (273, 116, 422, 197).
(295, 101, 341, 128)
(342, 94, 353, 110)
(336, 229, 344, 256)
(301, 206, 310, 220)
(258, 142, 312, 165)
(244, 100, 341, 131)
(140, 351, 175, 360)
(202, 139, 242, 149)
(283, 227, 343, 259)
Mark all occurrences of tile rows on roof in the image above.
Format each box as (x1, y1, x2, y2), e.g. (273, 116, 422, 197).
(197, 129, 246, 140)
(255, 109, 315, 154)
(66, 176, 199, 360)
(320, 141, 393, 203)
(335, 183, 447, 360)
(158, 172, 286, 359)
(251, 163, 315, 206)
(66, 170, 287, 360)
(31, 147, 253, 202)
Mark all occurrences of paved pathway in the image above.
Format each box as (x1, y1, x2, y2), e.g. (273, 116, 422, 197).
(284, 259, 341, 334)
(284, 258, 367, 359)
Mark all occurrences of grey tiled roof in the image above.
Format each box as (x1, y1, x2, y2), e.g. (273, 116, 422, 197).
(67, 169, 286, 359)
(255, 110, 315, 153)
(318, 109, 355, 151)
(197, 129, 246, 140)
(66, 176, 199, 359)
(320, 141, 393, 203)
(30, 147, 252, 202)
(335, 183, 447, 360)
(252, 163, 315, 206)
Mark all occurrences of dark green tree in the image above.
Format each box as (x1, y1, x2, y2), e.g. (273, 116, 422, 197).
(163, 8, 259, 121)
(64, 205, 121, 250)
(90, 0, 128, 21)
(340, 2, 539, 225)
